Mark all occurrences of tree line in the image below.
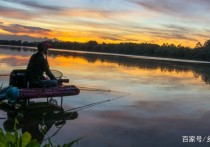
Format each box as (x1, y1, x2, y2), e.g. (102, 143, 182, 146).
(1, 39, 210, 61)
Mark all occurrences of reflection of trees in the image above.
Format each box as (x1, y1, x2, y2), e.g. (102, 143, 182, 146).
(199, 69, 210, 84)
(48, 50, 210, 85)
(0, 46, 22, 52)
(1, 47, 210, 85)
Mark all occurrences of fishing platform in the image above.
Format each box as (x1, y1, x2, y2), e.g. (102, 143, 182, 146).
(1, 69, 80, 108)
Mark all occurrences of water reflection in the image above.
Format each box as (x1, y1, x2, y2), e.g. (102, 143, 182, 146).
(1, 46, 210, 146)
(0, 46, 209, 85)
(0, 101, 78, 143)
(85, 107, 210, 147)
(49, 51, 210, 85)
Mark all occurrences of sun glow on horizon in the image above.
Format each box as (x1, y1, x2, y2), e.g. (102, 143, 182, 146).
(0, 0, 210, 47)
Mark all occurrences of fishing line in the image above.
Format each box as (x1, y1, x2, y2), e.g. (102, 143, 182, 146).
(41, 121, 64, 144)
(42, 112, 78, 144)
(65, 93, 130, 112)
(42, 123, 64, 144)
(41, 110, 79, 144)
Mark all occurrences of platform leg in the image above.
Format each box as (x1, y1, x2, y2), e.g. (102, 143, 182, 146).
(26, 99, 29, 107)
(26, 82, 30, 107)
(61, 96, 63, 107)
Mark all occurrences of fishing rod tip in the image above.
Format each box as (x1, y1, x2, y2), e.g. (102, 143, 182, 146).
(0, 83, 3, 90)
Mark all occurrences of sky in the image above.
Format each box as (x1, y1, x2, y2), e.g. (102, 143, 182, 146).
(0, 0, 210, 47)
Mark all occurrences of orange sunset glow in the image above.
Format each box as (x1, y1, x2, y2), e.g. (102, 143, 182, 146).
(1, 0, 210, 47)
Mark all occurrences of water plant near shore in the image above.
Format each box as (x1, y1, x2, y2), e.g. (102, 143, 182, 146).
(0, 119, 82, 147)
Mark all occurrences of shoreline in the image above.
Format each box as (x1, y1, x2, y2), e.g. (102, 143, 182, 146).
(1, 44, 210, 64)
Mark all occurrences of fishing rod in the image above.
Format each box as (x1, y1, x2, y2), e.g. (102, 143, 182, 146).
(78, 86, 129, 94)
(0, 74, 9, 76)
(65, 93, 130, 112)
(0, 84, 3, 90)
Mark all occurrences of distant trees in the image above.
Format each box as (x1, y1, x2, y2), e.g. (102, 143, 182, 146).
(1, 39, 210, 61)
(0, 40, 22, 45)
(195, 42, 202, 48)
(203, 39, 210, 48)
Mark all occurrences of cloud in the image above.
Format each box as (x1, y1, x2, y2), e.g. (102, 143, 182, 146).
(0, 0, 66, 20)
(2, 0, 64, 11)
(193, 33, 210, 39)
(0, 34, 55, 42)
(20, 1, 64, 11)
(161, 24, 192, 33)
(160, 24, 202, 42)
(0, 23, 59, 42)
(123, 23, 199, 42)
(129, 0, 188, 14)
(66, 9, 113, 18)
(0, 5, 35, 19)
(189, 0, 210, 5)
(128, 0, 210, 22)
(99, 34, 139, 42)
(1, 1, 132, 23)
(0, 24, 51, 35)
(63, 8, 133, 20)
(0, 0, 207, 45)
(66, 17, 200, 43)
(136, 24, 199, 42)
(77, 20, 199, 42)
(147, 31, 198, 42)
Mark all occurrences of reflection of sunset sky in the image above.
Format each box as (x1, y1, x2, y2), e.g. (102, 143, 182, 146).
(55, 105, 210, 147)
(47, 55, 206, 92)
(0, 49, 207, 91)
(1, 0, 210, 46)
(0, 55, 29, 66)
(1, 48, 210, 146)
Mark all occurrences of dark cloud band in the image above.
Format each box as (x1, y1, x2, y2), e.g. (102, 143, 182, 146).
(0, 23, 51, 34)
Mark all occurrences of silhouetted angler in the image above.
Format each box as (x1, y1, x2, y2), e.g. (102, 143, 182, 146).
(25, 41, 57, 88)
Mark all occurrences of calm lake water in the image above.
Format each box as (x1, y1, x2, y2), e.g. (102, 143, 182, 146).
(1, 46, 210, 147)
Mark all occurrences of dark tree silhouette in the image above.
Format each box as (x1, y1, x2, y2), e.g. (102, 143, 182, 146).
(1, 39, 210, 61)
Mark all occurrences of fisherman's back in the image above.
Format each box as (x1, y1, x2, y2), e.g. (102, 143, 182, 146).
(26, 52, 49, 81)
